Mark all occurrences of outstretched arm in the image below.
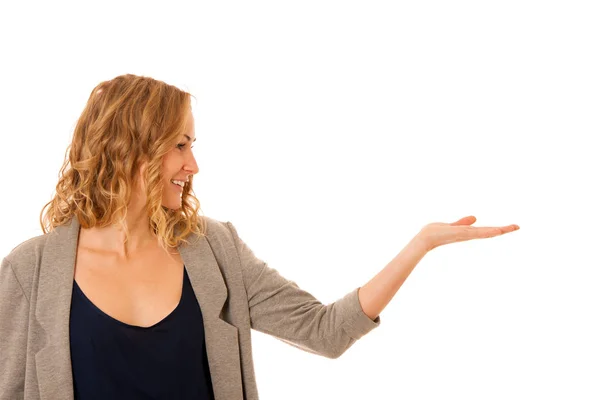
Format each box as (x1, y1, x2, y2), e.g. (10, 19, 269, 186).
(358, 235, 429, 321)
(358, 215, 519, 320)
(227, 221, 381, 359)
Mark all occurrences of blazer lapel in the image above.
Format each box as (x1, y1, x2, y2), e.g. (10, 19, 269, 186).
(34, 216, 244, 400)
(178, 225, 245, 400)
(35, 216, 79, 400)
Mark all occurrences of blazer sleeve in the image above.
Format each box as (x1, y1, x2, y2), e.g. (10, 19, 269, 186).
(0, 257, 29, 399)
(226, 221, 381, 359)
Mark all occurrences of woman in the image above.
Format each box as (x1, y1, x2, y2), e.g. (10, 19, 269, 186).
(0, 74, 519, 400)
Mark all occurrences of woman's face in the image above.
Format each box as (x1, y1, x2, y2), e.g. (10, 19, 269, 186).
(160, 109, 199, 210)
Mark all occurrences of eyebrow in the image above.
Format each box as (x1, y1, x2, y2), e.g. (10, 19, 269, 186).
(184, 134, 197, 143)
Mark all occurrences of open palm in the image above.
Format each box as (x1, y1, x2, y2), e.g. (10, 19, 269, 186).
(418, 215, 520, 251)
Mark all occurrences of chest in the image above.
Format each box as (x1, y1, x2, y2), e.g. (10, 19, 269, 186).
(73, 243, 185, 328)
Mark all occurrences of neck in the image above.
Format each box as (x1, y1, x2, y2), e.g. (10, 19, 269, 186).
(78, 202, 157, 259)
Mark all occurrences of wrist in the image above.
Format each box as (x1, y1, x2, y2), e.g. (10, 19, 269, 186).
(412, 233, 433, 253)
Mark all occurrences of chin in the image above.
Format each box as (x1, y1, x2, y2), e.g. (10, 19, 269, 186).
(162, 196, 183, 211)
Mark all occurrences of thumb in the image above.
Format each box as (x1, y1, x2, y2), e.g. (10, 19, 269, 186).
(451, 215, 477, 226)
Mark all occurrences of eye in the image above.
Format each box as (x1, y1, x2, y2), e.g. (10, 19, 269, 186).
(177, 143, 195, 151)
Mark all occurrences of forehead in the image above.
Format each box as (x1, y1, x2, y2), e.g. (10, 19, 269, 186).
(183, 111, 196, 140)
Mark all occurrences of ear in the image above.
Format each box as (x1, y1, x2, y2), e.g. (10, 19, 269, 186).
(136, 160, 149, 192)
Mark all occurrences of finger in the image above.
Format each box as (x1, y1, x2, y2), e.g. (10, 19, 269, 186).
(471, 225, 519, 238)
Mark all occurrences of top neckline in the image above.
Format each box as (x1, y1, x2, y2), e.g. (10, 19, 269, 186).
(72, 266, 188, 330)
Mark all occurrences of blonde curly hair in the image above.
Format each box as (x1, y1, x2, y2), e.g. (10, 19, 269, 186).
(40, 74, 206, 254)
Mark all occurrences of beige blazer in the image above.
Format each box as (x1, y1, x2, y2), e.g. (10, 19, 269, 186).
(0, 215, 381, 400)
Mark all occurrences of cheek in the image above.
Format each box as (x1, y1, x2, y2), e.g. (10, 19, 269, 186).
(162, 152, 180, 169)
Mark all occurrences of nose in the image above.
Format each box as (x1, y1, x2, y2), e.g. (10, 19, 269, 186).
(184, 152, 200, 177)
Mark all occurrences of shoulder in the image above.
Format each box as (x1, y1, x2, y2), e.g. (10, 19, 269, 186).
(201, 215, 230, 235)
(2, 231, 50, 300)
(5, 232, 49, 259)
(193, 216, 251, 259)
(198, 215, 238, 245)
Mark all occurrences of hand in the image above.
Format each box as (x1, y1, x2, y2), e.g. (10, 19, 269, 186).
(417, 215, 520, 251)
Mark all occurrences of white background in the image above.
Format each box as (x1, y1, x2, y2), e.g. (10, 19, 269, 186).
(1, 1, 599, 399)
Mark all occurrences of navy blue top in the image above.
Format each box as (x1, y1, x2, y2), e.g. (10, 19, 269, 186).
(69, 267, 215, 400)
